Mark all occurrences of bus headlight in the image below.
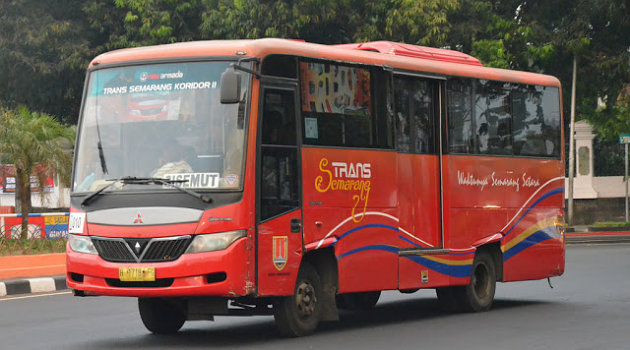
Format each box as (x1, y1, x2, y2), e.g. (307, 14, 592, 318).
(68, 234, 98, 255)
(186, 230, 247, 254)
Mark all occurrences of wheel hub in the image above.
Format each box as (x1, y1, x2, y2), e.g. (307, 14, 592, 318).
(295, 281, 316, 317)
(473, 263, 490, 298)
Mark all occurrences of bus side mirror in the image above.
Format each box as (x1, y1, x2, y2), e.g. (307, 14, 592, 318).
(220, 68, 241, 104)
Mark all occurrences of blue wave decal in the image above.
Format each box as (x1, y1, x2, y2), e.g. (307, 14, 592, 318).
(402, 255, 472, 278)
(503, 229, 555, 261)
(504, 187, 564, 237)
(333, 224, 399, 246)
(337, 244, 399, 260)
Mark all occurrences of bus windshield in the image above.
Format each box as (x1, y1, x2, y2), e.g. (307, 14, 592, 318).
(73, 61, 248, 193)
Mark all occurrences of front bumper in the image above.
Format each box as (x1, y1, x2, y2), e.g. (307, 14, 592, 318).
(66, 238, 251, 297)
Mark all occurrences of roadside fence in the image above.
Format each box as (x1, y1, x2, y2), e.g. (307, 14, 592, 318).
(0, 212, 68, 255)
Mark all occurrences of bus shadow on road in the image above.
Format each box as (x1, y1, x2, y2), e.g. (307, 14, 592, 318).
(80, 297, 555, 349)
(319, 297, 553, 334)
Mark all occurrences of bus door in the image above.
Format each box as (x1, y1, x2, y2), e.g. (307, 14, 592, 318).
(394, 74, 446, 289)
(256, 85, 303, 295)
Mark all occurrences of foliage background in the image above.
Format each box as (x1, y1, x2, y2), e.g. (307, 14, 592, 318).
(1, 0, 630, 174)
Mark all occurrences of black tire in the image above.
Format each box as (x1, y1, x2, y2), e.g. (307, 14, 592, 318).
(138, 298, 186, 334)
(336, 291, 381, 310)
(458, 251, 496, 312)
(274, 262, 321, 337)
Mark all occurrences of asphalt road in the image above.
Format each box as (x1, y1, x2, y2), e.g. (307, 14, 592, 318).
(2, 244, 630, 350)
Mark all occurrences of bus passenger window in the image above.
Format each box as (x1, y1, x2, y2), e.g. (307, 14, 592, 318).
(512, 85, 561, 157)
(394, 76, 435, 154)
(447, 79, 474, 154)
(474, 80, 512, 155)
(300, 61, 383, 148)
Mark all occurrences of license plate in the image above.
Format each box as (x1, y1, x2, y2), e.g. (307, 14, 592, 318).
(119, 267, 155, 282)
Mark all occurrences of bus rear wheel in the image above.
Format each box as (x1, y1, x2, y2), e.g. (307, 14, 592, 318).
(459, 251, 496, 312)
(274, 262, 321, 337)
(138, 298, 186, 334)
(436, 251, 496, 313)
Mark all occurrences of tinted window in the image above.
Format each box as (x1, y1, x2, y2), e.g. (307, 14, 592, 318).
(447, 77, 561, 158)
(512, 85, 561, 157)
(262, 90, 296, 145)
(474, 80, 512, 155)
(260, 88, 299, 220)
(261, 55, 298, 79)
(447, 79, 474, 153)
(394, 76, 436, 154)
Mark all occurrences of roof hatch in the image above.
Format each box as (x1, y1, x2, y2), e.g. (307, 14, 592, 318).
(334, 41, 482, 67)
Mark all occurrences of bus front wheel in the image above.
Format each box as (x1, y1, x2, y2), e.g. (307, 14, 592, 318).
(138, 298, 186, 334)
(274, 262, 321, 337)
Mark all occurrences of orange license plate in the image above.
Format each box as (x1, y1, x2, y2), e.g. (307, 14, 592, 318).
(119, 267, 155, 282)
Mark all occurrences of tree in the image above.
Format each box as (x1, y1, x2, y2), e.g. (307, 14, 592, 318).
(199, 0, 458, 45)
(0, 0, 92, 125)
(83, 0, 205, 49)
(0, 107, 75, 239)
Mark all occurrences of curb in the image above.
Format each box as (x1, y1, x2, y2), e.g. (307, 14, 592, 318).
(566, 235, 630, 245)
(0, 275, 67, 297)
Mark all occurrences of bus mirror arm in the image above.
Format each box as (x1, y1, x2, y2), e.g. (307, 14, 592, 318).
(230, 62, 260, 78)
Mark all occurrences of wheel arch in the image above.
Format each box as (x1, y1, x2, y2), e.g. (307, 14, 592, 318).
(475, 242, 503, 282)
(301, 247, 339, 321)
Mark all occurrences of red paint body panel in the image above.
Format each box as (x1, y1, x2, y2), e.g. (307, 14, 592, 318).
(256, 210, 302, 296)
(410, 154, 441, 247)
(86, 222, 200, 238)
(66, 238, 251, 297)
(302, 148, 400, 292)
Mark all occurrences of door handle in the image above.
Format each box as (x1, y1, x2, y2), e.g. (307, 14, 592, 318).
(290, 218, 301, 233)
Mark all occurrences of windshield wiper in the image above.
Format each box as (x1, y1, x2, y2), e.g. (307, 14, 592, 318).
(122, 176, 213, 204)
(81, 176, 213, 207)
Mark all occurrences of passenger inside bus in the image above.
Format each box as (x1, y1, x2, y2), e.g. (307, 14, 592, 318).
(151, 138, 193, 178)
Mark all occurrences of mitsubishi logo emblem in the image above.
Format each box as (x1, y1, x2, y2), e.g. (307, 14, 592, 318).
(133, 213, 143, 224)
(134, 242, 141, 253)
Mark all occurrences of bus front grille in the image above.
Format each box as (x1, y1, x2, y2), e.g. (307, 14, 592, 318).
(92, 236, 191, 263)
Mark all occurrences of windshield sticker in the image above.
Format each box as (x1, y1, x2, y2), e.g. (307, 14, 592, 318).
(304, 117, 318, 139)
(164, 173, 220, 188)
(140, 71, 184, 81)
(225, 174, 239, 186)
(102, 81, 217, 96)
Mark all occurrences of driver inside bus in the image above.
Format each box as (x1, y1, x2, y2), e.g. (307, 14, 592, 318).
(151, 139, 193, 178)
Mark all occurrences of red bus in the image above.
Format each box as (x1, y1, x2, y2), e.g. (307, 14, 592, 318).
(67, 39, 565, 336)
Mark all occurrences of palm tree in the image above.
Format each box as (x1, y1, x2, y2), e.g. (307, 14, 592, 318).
(0, 106, 75, 239)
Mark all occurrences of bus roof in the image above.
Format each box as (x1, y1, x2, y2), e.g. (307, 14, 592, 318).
(333, 41, 483, 67)
(90, 38, 561, 87)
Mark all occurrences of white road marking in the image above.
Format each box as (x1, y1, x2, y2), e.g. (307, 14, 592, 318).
(0, 291, 72, 302)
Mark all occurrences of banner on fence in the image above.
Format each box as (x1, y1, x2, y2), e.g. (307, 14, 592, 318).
(2, 214, 68, 240)
(44, 215, 69, 239)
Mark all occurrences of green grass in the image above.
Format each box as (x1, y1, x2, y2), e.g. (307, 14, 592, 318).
(0, 237, 67, 256)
